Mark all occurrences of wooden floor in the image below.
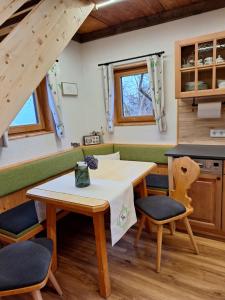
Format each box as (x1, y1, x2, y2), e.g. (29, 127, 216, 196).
(6, 214, 225, 300)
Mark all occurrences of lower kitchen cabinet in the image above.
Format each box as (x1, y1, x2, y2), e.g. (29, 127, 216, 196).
(188, 173, 222, 231)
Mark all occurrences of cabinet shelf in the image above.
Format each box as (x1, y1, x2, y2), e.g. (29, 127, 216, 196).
(216, 62, 225, 68)
(180, 65, 214, 72)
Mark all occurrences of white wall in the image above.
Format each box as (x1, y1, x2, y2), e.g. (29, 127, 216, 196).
(80, 8, 225, 145)
(1, 8, 225, 166)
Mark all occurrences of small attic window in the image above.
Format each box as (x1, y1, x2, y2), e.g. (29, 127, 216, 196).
(11, 93, 39, 127)
(9, 79, 53, 137)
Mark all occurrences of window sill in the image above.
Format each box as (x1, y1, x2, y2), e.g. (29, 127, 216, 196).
(9, 130, 55, 141)
(114, 121, 156, 126)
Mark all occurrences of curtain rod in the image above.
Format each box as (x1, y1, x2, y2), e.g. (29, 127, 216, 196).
(98, 51, 165, 67)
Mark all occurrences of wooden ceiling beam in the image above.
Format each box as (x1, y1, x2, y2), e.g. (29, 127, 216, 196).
(0, 0, 94, 137)
(0, 23, 17, 37)
(0, 0, 31, 27)
(76, 0, 225, 43)
(8, 4, 36, 20)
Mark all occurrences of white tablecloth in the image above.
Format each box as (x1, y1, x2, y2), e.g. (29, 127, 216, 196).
(35, 173, 136, 246)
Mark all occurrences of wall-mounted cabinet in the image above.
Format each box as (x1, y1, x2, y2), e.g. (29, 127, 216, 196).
(175, 31, 225, 99)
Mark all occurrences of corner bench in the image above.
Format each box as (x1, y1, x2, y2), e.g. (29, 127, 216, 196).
(0, 143, 171, 244)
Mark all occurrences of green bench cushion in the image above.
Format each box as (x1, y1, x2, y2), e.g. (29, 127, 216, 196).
(113, 144, 171, 164)
(0, 143, 171, 198)
(82, 144, 114, 157)
(0, 148, 84, 197)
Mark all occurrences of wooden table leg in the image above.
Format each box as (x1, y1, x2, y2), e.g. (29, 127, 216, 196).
(46, 204, 57, 272)
(139, 179, 148, 198)
(93, 212, 111, 298)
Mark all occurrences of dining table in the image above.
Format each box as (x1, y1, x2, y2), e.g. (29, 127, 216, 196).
(27, 159, 156, 298)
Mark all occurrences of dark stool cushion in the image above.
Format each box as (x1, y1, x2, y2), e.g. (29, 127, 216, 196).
(135, 195, 186, 221)
(0, 238, 52, 291)
(0, 201, 38, 235)
(146, 174, 169, 190)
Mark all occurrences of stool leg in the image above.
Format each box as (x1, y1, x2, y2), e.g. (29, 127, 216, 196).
(31, 290, 43, 300)
(134, 214, 146, 247)
(49, 270, 63, 296)
(156, 225, 163, 273)
(183, 217, 199, 255)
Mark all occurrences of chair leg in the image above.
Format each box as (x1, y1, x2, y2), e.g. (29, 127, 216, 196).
(49, 270, 63, 296)
(146, 218, 152, 233)
(134, 214, 146, 247)
(169, 222, 176, 235)
(31, 290, 43, 300)
(183, 217, 199, 255)
(156, 225, 163, 273)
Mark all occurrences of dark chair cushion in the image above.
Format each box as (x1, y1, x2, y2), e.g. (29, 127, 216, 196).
(135, 195, 186, 221)
(146, 174, 169, 190)
(0, 201, 38, 235)
(0, 238, 52, 291)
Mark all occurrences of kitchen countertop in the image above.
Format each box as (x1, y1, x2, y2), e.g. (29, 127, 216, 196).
(165, 144, 225, 160)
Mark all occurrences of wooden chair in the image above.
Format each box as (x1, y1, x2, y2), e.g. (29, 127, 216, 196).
(0, 238, 62, 300)
(135, 156, 200, 273)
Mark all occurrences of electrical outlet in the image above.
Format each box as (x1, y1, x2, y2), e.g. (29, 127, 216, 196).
(210, 129, 225, 138)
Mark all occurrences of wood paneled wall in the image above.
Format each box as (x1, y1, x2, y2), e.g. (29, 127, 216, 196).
(178, 98, 225, 145)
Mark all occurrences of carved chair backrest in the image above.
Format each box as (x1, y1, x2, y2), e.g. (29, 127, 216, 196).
(170, 156, 200, 208)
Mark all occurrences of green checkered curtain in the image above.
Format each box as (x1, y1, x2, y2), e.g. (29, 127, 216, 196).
(146, 55, 167, 133)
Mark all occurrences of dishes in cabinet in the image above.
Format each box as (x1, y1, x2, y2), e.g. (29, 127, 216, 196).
(217, 80, 225, 89)
(197, 59, 203, 66)
(216, 55, 225, 64)
(182, 61, 195, 68)
(184, 81, 195, 91)
(184, 81, 208, 91)
(204, 57, 213, 65)
(181, 53, 195, 68)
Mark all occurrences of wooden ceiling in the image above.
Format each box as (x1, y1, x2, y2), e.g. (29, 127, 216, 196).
(77, 0, 225, 42)
(1, 0, 225, 43)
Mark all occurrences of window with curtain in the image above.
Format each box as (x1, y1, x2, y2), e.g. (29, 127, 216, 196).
(114, 64, 155, 125)
(9, 78, 53, 136)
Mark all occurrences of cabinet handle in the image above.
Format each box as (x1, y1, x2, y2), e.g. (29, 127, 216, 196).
(217, 177, 221, 181)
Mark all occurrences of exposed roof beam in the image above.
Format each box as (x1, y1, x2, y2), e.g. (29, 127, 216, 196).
(0, 23, 17, 37)
(8, 4, 36, 20)
(0, 0, 31, 27)
(76, 0, 225, 43)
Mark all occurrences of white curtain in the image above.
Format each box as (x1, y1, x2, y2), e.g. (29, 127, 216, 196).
(102, 64, 115, 133)
(146, 55, 167, 133)
(47, 61, 64, 139)
(0, 131, 9, 147)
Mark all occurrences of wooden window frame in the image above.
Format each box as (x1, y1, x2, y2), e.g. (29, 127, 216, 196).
(9, 78, 54, 137)
(114, 64, 155, 126)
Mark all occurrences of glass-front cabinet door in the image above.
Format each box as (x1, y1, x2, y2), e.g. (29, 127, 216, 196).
(197, 41, 213, 92)
(198, 41, 214, 66)
(181, 45, 195, 69)
(180, 44, 196, 95)
(216, 39, 225, 91)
